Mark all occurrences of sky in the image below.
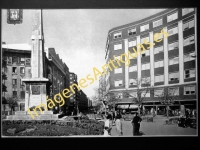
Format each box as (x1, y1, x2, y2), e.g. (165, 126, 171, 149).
(1, 9, 166, 99)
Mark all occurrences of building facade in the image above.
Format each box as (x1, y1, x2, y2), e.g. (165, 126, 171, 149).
(2, 44, 70, 113)
(104, 8, 197, 113)
(68, 72, 89, 114)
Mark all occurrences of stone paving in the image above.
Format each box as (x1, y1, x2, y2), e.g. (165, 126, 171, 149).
(111, 115, 197, 136)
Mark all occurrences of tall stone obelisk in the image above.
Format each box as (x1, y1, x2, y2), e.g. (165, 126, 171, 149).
(22, 10, 48, 111)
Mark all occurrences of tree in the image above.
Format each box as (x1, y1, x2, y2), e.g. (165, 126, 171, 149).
(106, 92, 121, 111)
(124, 77, 151, 115)
(93, 102, 103, 112)
(156, 87, 178, 118)
(6, 95, 20, 114)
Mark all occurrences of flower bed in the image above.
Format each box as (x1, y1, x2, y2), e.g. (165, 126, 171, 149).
(2, 119, 104, 136)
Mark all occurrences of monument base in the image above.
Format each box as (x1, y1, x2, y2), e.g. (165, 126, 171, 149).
(5, 111, 59, 120)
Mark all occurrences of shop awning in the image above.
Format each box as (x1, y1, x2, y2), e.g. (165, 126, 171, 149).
(117, 105, 129, 109)
(129, 105, 138, 109)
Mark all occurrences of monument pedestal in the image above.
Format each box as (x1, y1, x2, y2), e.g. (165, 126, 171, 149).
(22, 78, 49, 111)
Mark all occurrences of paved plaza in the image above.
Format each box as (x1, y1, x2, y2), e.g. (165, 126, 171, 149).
(111, 115, 197, 136)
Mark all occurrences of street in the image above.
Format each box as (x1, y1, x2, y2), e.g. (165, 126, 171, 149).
(111, 115, 197, 136)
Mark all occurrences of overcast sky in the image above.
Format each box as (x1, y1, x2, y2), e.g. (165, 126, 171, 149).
(2, 9, 166, 99)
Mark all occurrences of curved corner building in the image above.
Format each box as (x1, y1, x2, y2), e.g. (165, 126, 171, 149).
(104, 8, 197, 114)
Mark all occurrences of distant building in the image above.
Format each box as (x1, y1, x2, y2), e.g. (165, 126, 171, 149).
(104, 8, 197, 113)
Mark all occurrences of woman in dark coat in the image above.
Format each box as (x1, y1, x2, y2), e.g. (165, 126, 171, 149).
(131, 112, 142, 135)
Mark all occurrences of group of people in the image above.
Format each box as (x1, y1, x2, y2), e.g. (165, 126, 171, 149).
(103, 110, 142, 136)
(104, 110, 123, 136)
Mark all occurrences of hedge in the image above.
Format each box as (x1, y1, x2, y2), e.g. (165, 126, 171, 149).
(2, 119, 104, 136)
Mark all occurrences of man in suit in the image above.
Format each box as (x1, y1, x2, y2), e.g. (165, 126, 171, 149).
(131, 112, 142, 136)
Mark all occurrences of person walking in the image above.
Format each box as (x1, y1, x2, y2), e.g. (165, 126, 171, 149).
(131, 112, 142, 136)
(112, 111, 115, 123)
(104, 115, 112, 136)
(115, 112, 123, 136)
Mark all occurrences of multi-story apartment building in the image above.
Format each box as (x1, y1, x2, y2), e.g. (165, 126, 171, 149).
(98, 74, 106, 101)
(104, 8, 197, 113)
(68, 72, 89, 114)
(2, 43, 70, 113)
(45, 48, 70, 113)
(78, 90, 89, 112)
(69, 72, 79, 114)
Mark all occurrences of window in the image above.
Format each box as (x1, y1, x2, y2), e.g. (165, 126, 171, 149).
(168, 26, 178, 36)
(142, 91, 150, 97)
(183, 35, 195, 46)
(12, 79, 17, 85)
(114, 68, 122, 74)
(20, 57, 25, 65)
(25, 58, 31, 65)
(153, 19, 163, 28)
(20, 91, 25, 99)
(141, 49, 150, 57)
(154, 88, 164, 97)
(141, 77, 150, 84)
(142, 63, 150, 70)
(129, 79, 136, 85)
(7, 56, 12, 65)
(114, 80, 123, 87)
(12, 67, 17, 74)
(128, 28, 136, 36)
(113, 32, 122, 39)
(13, 91, 17, 97)
(183, 19, 194, 31)
(168, 87, 179, 96)
(20, 67, 25, 74)
(182, 8, 194, 16)
(154, 46, 164, 54)
(184, 53, 195, 62)
(12, 56, 18, 64)
(185, 69, 195, 79)
(168, 41, 179, 51)
(129, 40, 136, 47)
(154, 60, 164, 68)
(114, 55, 121, 62)
(128, 52, 136, 59)
(167, 12, 178, 22)
(184, 85, 195, 95)
(155, 74, 164, 82)
(169, 72, 179, 81)
(129, 65, 137, 72)
(114, 43, 122, 50)
(169, 57, 179, 65)
(140, 24, 149, 32)
(141, 36, 149, 44)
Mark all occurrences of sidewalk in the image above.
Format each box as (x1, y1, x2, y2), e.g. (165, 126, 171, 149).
(111, 115, 197, 136)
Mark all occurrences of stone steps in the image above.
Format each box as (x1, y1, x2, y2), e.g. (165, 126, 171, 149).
(5, 111, 58, 120)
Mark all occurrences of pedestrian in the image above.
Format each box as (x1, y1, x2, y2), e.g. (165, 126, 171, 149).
(112, 110, 116, 124)
(131, 112, 142, 136)
(115, 112, 123, 136)
(104, 115, 112, 136)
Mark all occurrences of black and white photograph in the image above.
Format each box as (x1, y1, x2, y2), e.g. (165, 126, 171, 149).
(1, 5, 197, 137)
